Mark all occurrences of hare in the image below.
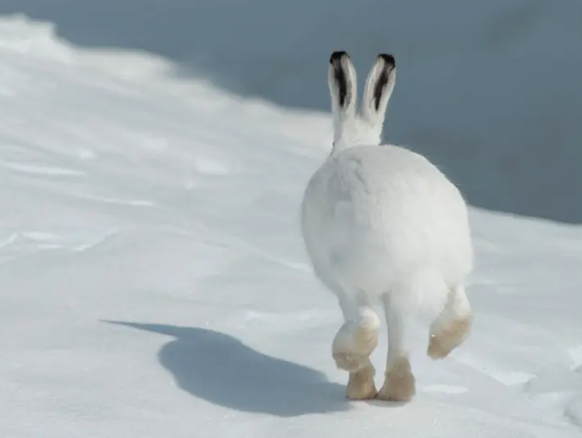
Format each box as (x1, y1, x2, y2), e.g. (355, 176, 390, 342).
(300, 51, 474, 402)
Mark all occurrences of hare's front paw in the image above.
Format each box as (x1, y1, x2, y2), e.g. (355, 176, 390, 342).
(346, 361, 377, 400)
(376, 356, 416, 402)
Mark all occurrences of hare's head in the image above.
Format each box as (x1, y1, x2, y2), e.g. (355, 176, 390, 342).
(328, 51, 396, 152)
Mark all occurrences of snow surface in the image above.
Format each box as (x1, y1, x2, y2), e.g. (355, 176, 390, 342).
(0, 15, 581, 438)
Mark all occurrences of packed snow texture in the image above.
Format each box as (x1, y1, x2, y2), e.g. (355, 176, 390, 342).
(0, 14, 581, 438)
(1, 0, 582, 224)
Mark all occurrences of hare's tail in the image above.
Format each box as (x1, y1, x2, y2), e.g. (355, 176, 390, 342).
(387, 268, 450, 320)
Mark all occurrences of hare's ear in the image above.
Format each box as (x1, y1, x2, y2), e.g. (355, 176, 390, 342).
(362, 54, 396, 128)
(328, 51, 357, 122)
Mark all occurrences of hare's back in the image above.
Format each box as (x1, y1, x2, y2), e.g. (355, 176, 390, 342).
(329, 145, 461, 206)
(328, 144, 470, 254)
(334, 145, 450, 187)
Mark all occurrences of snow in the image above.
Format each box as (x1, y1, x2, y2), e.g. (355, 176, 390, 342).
(0, 14, 581, 438)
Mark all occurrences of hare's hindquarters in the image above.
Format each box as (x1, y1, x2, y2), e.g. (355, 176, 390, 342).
(302, 145, 474, 402)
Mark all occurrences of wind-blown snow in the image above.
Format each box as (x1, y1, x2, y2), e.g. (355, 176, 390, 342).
(0, 15, 581, 438)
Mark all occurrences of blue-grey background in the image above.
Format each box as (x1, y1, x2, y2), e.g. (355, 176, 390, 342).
(1, 0, 580, 223)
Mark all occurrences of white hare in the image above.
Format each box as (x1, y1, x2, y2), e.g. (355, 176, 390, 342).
(300, 51, 474, 402)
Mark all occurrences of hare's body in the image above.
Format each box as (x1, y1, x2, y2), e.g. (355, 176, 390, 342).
(302, 144, 472, 304)
(300, 52, 473, 402)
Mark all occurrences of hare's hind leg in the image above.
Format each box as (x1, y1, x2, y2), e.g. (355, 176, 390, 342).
(427, 284, 472, 359)
(376, 292, 416, 402)
(332, 290, 380, 400)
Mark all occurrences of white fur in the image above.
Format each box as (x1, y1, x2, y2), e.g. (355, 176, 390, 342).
(300, 52, 474, 399)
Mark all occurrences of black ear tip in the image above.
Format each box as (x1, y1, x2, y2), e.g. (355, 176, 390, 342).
(378, 53, 395, 68)
(330, 51, 348, 63)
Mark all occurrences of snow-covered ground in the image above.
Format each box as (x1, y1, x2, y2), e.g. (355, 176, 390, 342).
(0, 15, 581, 438)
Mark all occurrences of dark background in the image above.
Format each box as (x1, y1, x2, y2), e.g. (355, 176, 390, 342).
(1, 0, 581, 223)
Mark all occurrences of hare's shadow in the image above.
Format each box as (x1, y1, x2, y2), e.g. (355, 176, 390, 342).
(105, 321, 349, 417)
